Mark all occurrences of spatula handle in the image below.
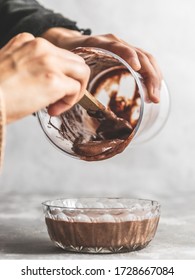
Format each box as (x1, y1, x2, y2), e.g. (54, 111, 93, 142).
(78, 90, 105, 111)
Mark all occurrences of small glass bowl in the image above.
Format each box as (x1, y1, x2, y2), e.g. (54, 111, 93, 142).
(42, 198, 160, 254)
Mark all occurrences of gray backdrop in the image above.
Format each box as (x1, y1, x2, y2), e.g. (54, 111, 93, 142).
(0, 0, 195, 259)
(1, 0, 194, 197)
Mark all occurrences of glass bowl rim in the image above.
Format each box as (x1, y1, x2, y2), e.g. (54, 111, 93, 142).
(42, 197, 161, 211)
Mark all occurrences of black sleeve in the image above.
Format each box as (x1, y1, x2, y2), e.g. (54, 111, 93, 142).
(0, 0, 91, 47)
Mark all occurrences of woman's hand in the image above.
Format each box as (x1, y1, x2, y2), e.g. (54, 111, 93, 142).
(0, 33, 90, 123)
(42, 28, 163, 103)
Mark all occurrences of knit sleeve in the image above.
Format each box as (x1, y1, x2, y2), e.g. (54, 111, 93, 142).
(0, 0, 91, 47)
(0, 88, 6, 169)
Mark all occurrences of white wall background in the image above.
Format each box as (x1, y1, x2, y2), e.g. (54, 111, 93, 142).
(0, 0, 195, 202)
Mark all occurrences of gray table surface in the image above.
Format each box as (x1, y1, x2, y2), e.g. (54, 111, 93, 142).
(0, 192, 194, 260)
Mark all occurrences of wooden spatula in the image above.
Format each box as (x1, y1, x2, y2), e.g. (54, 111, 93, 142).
(78, 90, 132, 139)
(78, 90, 106, 112)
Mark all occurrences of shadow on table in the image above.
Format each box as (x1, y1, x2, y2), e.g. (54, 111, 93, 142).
(0, 222, 67, 256)
(0, 239, 66, 256)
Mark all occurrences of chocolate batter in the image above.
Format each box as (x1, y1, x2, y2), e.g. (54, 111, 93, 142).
(45, 217, 159, 253)
(48, 48, 141, 161)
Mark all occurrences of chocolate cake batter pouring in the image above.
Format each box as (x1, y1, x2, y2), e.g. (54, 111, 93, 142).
(47, 48, 142, 161)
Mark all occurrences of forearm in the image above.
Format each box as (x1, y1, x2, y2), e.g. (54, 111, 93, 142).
(41, 27, 83, 48)
(0, 0, 90, 47)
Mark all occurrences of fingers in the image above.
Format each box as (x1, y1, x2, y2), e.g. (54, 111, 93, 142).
(48, 100, 69, 116)
(48, 99, 74, 116)
(12, 37, 85, 64)
(0, 33, 34, 55)
(31, 54, 90, 113)
(137, 48, 163, 80)
(82, 34, 162, 103)
(102, 36, 162, 102)
(53, 57, 90, 99)
(84, 34, 141, 71)
(0, 34, 90, 121)
(103, 42, 141, 71)
(135, 50, 161, 103)
(47, 75, 82, 116)
(2, 35, 90, 116)
(121, 44, 162, 102)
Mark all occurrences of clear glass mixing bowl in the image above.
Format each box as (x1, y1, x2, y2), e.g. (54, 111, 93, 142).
(37, 47, 170, 160)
